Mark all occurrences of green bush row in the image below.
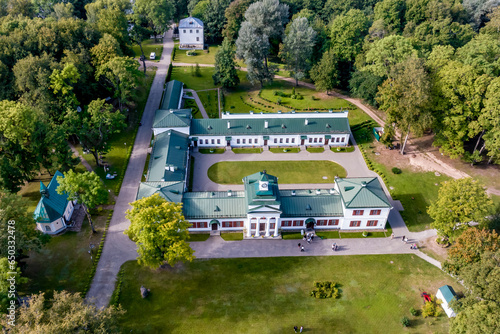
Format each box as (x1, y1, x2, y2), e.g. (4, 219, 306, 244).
(110, 268, 124, 307)
(82, 210, 114, 297)
(114, 145, 133, 195)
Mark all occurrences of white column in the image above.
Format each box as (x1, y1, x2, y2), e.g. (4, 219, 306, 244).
(274, 218, 279, 237)
(265, 218, 270, 237)
(246, 218, 252, 238)
(254, 218, 260, 237)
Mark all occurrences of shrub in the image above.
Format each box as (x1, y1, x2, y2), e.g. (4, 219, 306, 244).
(392, 167, 402, 174)
(401, 316, 410, 327)
(422, 295, 441, 318)
(186, 50, 197, 56)
(310, 281, 340, 299)
(296, 94, 303, 100)
(410, 307, 419, 316)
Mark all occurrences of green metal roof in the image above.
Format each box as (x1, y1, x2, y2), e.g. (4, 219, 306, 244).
(147, 130, 189, 182)
(336, 177, 392, 208)
(243, 171, 281, 208)
(160, 80, 183, 110)
(438, 285, 456, 304)
(191, 117, 350, 136)
(136, 181, 184, 202)
(34, 171, 70, 222)
(280, 189, 344, 217)
(153, 109, 191, 129)
(183, 191, 247, 219)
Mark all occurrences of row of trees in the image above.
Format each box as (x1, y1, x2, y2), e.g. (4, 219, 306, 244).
(209, 0, 500, 162)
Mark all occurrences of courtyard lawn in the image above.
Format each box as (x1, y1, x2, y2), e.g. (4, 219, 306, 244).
(172, 44, 219, 64)
(332, 146, 355, 153)
(269, 147, 300, 153)
(170, 66, 218, 90)
(117, 255, 456, 333)
(76, 68, 157, 197)
(188, 233, 210, 242)
(199, 148, 225, 154)
(183, 99, 203, 119)
(197, 90, 219, 118)
(132, 39, 164, 63)
(307, 147, 325, 153)
(22, 210, 110, 297)
(207, 161, 346, 184)
(221, 233, 244, 241)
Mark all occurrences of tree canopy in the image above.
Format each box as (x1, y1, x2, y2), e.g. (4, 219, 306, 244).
(125, 194, 195, 269)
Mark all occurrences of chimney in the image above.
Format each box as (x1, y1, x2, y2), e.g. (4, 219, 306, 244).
(316, 189, 321, 195)
(264, 121, 268, 129)
(329, 109, 333, 113)
(227, 121, 230, 129)
(361, 181, 367, 187)
(329, 188, 335, 194)
(227, 190, 232, 197)
(250, 111, 253, 114)
(291, 190, 296, 196)
(305, 119, 309, 125)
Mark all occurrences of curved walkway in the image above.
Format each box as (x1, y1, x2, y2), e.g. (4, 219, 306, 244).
(86, 29, 174, 309)
(184, 89, 209, 118)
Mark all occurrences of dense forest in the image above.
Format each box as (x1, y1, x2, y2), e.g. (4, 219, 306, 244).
(193, 0, 500, 163)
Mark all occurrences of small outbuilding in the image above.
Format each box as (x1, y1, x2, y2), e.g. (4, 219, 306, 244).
(436, 285, 457, 318)
(34, 171, 75, 234)
(178, 17, 204, 50)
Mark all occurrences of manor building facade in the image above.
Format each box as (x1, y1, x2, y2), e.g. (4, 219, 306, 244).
(137, 80, 393, 237)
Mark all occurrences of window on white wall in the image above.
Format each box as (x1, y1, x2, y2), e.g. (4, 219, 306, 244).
(211, 139, 214, 144)
(200, 139, 203, 144)
(309, 138, 312, 143)
(45, 226, 51, 231)
(341, 137, 345, 142)
(237, 139, 240, 144)
(183, 30, 186, 33)
(274, 138, 277, 143)
(196, 30, 199, 33)
(196, 37, 199, 41)
(243, 139, 246, 144)
(280, 138, 283, 143)
(291, 138, 295, 143)
(217, 139, 220, 144)
(190, 29, 193, 33)
(286, 138, 289, 143)
(336, 137, 340, 142)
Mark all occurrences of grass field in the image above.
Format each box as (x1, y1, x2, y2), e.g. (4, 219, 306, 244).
(117, 255, 456, 333)
(269, 147, 300, 153)
(197, 90, 219, 118)
(366, 150, 450, 232)
(199, 148, 225, 154)
(132, 39, 164, 63)
(307, 147, 325, 153)
(170, 67, 218, 90)
(221, 233, 244, 241)
(207, 161, 346, 184)
(76, 69, 157, 197)
(22, 210, 109, 297)
(172, 44, 218, 64)
(183, 99, 203, 119)
(332, 146, 355, 153)
(232, 148, 263, 154)
(188, 234, 210, 242)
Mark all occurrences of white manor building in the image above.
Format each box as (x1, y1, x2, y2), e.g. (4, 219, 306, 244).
(137, 80, 393, 238)
(178, 16, 204, 50)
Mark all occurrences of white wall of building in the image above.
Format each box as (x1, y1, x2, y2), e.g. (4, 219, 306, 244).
(222, 111, 349, 119)
(340, 207, 390, 229)
(37, 218, 66, 235)
(179, 28, 204, 49)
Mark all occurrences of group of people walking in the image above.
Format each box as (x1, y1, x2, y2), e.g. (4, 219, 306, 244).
(293, 326, 303, 333)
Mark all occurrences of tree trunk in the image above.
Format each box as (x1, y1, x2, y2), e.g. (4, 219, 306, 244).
(83, 204, 96, 233)
(295, 77, 298, 86)
(91, 150, 101, 167)
(473, 129, 485, 153)
(400, 126, 410, 155)
(479, 142, 486, 154)
(264, 56, 268, 72)
(139, 43, 147, 75)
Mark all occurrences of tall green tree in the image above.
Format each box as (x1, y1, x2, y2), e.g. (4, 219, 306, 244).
(125, 194, 195, 269)
(134, 0, 174, 40)
(66, 99, 125, 167)
(1, 291, 124, 333)
(90, 34, 124, 67)
(57, 170, 108, 233)
(96, 57, 143, 112)
(223, 0, 255, 41)
(213, 39, 240, 88)
(460, 249, 500, 303)
(310, 49, 339, 94)
(450, 300, 500, 334)
(236, 21, 272, 87)
(204, 0, 231, 43)
(129, 14, 153, 75)
(0, 191, 43, 259)
(0, 257, 27, 313)
(373, 0, 406, 34)
(280, 17, 316, 86)
(428, 179, 494, 241)
(376, 57, 433, 154)
(330, 9, 371, 64)
(349, 70, 384, 106)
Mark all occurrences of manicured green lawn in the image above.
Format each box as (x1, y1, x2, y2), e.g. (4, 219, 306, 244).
(332, 146, 355, 153)
(269, 147, 300, 153)
(232, 148, 263, 154)
(22, 210, 110, 297)
(170, 66, 218, 90)
(306, 147, 325, 153)
(197, 90, 219, 118)
(199, 148, 225, 154)
(18, 173, 54, 213)
(77, 69, 157, 197)
(117, 255, 456, 333)
(315, 231, 341, 239)
(188, 234, 210, 242)
(183, 99, 203, 119)
(221, 233, 243, 241)
(172, 43, 218, 64)
(281, 232, 303, 239)
(132, 39, 164, 63)
(366, 149, 450, 232)
(339, 230, 390, 238)
(207, 161, 346, 184)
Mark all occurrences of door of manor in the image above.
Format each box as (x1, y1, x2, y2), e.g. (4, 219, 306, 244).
(259, 223, 266, 231)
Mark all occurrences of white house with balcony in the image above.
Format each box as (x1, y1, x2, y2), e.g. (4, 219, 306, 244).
(179, 17, 204, 50)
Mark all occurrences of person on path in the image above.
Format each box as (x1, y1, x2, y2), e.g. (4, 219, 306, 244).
(404, 236, 408, 243)
(391, 233, 395, 240)
(294, 326, 298, 333)
(307, 238, 311, 244)
(332, 243, 336, 251)
(311, 235, 314, 241)
(402, 235, 406, 243)
(298, 243, 301, 249)
(301, 246, 305, 252)
(300, 326, 303, 333)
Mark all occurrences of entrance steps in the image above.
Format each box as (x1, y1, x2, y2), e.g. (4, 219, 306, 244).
(210, 230, 221, 236)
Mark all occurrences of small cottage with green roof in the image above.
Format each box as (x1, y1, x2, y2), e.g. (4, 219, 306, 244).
(34, 171, 75, 234)
(436, 285, 457, 317)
